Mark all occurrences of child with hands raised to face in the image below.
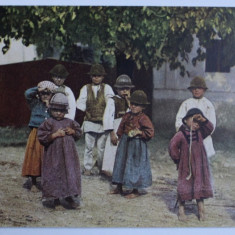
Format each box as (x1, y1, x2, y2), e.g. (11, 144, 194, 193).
(37, 93, 82, 210)
(169, 108, 214, 222)
(22, 81, 57, 191)
(102, 74, 135, 177)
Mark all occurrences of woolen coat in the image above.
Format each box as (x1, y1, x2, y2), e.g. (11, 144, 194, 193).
(169, 120, 214, 201)
(37, 118, 82, 199)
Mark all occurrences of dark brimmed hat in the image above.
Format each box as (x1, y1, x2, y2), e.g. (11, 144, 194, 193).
(188, 76, 208, 90)
(130, 90, 150, 105)
(87, 64, 106, 76)
(49, 93, 69, 113)
(49, 64, 69, 78)
(114, 74, 135, 89)
(182, 108, 205, 124)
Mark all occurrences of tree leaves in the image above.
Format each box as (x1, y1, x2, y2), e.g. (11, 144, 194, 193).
(1, 6, 235, 76)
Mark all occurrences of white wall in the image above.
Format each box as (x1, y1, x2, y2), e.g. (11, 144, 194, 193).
(152, 36, 235, 133)
(0, 39, 37, 65)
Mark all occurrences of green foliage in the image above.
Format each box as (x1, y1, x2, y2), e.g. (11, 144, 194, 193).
(1, 6, 235, 76)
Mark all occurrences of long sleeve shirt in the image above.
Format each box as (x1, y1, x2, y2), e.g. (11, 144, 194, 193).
(76, 83, 115, 132)
(25, 87, 50, 128)
(117, 112, 154, 141)
(175, 97, 216, 157)
(64, 86, 76, 120)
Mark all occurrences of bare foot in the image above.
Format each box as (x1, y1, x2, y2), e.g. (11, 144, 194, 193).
(124, 193, 140, 199)
(178, 206, 188, 222)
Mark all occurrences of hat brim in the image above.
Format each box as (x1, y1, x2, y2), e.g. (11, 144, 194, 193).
(49, 104, 69, 111)
(182, 113, 206, 124)
(50, 73, 68, 78)
(87, 72, 106, 76)
(187, 86, 208, 90)
(114, 84, 135, 88)
(130, 101, 150, 105)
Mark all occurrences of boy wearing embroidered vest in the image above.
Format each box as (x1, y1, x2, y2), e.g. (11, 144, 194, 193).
(76, 64, 114, 176)
(102, 74, 135, 177)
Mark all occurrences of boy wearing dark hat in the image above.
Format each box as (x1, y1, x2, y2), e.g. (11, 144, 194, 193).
(169, 108, 214, 221)
(76, 64, 115, 176)
(50, 64, 76, 120)
(102, 74, 135, 177)
(175, 76, 216, 158)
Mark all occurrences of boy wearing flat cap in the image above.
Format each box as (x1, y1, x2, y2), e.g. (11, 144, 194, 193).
(175, 76, 216, 158)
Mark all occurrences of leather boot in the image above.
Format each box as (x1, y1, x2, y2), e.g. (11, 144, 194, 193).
(197, 199, 205, 221)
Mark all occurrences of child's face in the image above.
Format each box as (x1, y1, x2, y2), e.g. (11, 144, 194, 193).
(39, 91, 52, 103)
(117, 88, 131, 98)
(185, 117, 200, 131)
(190, 87, 205, 99)
(91, 75, 104, 85)
(130, 103, 144, 114)
(52, 76, 66, 86)
(50, 109, 66, 121)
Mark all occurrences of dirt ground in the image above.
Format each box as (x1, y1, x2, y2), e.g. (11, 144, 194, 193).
(0, 135, 235, 230)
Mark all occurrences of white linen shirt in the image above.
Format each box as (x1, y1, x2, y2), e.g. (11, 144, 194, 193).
(64, 86, 76, 120)
(175, 97, 216, 157)
(76, 84, 115, 133)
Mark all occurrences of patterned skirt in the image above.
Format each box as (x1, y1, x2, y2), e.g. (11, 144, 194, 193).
(22, 128, 44, 177)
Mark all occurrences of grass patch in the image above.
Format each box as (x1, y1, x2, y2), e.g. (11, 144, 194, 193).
(0, 126, 30, 146)
(213, 128, 235, 152)
(0, 126, 234, 153)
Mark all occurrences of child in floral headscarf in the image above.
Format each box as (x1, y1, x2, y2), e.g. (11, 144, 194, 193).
(22, 81, 57, 191)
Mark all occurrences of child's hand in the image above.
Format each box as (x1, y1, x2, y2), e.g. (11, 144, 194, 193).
(128, 128, 142, 137)
(44, 100, 50, 107)
(193, 114, 206, 123)
(110, 131, 118, 145)
(124, 90, 131, 107)
(53, 128, 66, 139)
(192, 122, 200, 130)
(64, 127, 75, 135)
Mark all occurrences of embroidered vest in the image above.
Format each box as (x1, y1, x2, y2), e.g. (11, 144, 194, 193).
(113, 96, 128, 118)
(85, 84, 106, 122)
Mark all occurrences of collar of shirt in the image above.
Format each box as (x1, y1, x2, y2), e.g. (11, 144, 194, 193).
(91, 84, 101, 98)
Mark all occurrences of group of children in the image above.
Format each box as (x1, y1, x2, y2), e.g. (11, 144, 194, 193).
(21, 63, 216, 221)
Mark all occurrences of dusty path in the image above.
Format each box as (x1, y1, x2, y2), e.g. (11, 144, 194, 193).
(0, 135, 235, 229)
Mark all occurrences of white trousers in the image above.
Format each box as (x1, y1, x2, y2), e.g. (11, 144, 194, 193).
(84, 132, 109, 171)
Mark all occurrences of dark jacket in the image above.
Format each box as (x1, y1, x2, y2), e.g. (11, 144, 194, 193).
(25, 87, 50, 128)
